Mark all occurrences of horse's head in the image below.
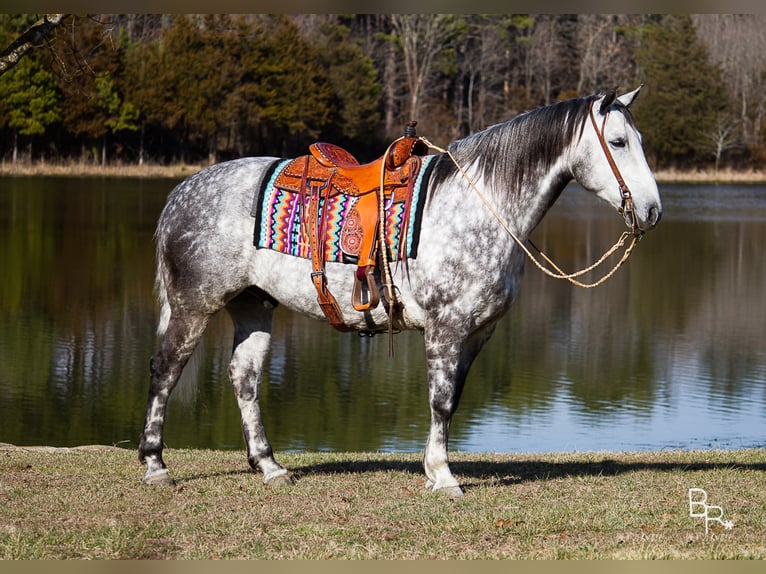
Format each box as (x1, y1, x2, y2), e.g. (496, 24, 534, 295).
(573, 85, 662, 232)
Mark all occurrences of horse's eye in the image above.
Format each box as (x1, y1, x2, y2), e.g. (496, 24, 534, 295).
(610, 138, 626, 149)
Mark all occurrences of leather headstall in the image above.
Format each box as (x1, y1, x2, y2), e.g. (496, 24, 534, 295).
(588, 99, 640, 236)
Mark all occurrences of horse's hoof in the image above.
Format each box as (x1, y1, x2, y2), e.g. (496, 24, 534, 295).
(435, 485, 464, 499)
(264, 471, 295, 487)
(142, 470, 177, 486)
(425, 480, 464, 498)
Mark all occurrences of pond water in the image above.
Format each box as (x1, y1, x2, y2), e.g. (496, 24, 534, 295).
(1, 175, 765, 454)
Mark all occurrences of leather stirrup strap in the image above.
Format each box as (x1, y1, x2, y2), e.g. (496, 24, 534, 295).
(350, 191, 381, 312)
(308, 173, 350, 330)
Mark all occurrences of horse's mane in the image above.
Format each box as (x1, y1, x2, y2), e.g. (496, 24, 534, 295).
(429, 94, 616, 198)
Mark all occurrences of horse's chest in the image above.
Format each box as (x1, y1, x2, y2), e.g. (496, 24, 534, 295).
(410, 219, 522, 322)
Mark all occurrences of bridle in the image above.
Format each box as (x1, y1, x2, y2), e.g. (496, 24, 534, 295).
(588, 99, 640, 236)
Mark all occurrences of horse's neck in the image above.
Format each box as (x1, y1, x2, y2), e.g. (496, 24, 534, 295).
(521, 170, 571, 238)
(482, 156, 572, 242)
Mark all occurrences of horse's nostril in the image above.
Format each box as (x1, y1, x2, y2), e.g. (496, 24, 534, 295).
(649, 206, 661, 227)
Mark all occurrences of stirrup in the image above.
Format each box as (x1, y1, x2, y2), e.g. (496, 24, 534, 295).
(352, 265, 380, 311)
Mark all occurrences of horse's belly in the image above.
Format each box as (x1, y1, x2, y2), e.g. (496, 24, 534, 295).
(250, 250, 426, 331)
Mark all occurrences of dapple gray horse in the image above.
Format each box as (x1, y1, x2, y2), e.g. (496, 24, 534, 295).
(139, 87, 662, 497)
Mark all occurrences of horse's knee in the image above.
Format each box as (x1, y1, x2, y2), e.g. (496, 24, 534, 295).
(429, 385, 460, 421)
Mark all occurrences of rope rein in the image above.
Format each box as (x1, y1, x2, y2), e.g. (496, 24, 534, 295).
(420, 128, 643, 289)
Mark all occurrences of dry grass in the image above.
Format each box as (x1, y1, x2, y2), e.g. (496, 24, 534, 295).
(652, 168, 766, 184)
(1, 446, 765, 559)
(4, 161, 766, 184)
(0, 161, 205, 179)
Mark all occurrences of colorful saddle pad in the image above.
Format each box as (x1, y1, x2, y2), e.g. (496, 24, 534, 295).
(252, 155, 435, 264)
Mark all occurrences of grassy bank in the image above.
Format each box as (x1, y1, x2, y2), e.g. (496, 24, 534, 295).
(1, 446, 764, 559)
(0, 162, 206, 179)
(3, 161, 766, 184)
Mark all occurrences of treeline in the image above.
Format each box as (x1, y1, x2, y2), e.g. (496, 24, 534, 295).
(1, 14, 764, 170)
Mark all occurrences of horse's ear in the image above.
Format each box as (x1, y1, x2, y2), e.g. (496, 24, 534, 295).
(616, 84, 644, 108)
(599, 89, 617, 115)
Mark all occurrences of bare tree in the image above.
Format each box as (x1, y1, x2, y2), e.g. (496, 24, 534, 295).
(453, 15, 508, 137)
(694, 14, 766, 151)
(0, 14, 66, 76)
(389, 14, 461, 129)
(708, 113, 740, 173)
(530, 15, 564, 104)
(574, 15, 643, 97)
(576, 15, 611, 94)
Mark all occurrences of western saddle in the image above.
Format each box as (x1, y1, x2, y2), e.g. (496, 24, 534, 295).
(272, 122, 430, 331)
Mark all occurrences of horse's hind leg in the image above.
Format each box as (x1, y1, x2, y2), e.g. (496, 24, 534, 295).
(139, 311, 210, 485)
(225, 290, 291, 485)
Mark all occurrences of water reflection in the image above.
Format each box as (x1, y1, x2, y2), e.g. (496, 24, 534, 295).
(0, 178, 764, 453)
(458, 184, 766, 452)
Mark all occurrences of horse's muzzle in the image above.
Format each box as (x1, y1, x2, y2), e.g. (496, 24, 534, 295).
(627, 204, 662, 232)
(643, 205, 662, 230)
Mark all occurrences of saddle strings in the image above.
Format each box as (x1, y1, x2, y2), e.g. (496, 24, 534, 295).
(420, 137, 642, 289)
(379, 140, 400, 354)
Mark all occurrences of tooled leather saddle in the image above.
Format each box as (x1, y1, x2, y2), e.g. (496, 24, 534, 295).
(270, 123, 430, 330)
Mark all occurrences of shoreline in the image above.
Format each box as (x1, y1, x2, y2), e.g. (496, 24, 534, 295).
(0, 162, 206, 179)
(2, 162, 766, 184)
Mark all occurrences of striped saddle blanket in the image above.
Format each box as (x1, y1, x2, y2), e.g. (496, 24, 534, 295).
(252, 154, 435, 264)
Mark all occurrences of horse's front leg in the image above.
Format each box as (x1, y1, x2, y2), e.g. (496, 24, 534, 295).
(423, 322, 496, 498)
(226, 293, 292, 485)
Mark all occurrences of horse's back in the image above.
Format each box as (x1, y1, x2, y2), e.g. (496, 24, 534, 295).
(156, 157, 277, 304)
(160, 157, 276, 227)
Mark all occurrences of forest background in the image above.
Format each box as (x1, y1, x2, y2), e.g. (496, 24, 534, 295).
(0, 13, 763, 172)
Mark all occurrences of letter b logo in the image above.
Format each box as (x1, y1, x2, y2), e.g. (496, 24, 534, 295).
(688, 487, 708, 517)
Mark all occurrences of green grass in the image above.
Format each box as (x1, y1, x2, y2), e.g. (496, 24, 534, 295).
(1, 446, 765, 559)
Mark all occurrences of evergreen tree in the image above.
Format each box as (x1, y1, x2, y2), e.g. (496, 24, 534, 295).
(304, 16, 382, 153)
(633, 15, 728, 167)
(232, 15, 333, 156)
(0, 54, 61, 161)
(121, 40, 153, 164)
(151, 15, 211, 163)
(95, 71, 138, 164)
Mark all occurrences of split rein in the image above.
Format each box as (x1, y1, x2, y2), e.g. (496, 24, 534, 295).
(420, 101, 644, 289)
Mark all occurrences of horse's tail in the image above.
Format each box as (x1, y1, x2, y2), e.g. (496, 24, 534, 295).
(154, 233, 171, 337)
